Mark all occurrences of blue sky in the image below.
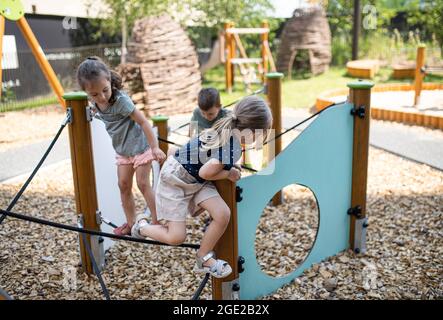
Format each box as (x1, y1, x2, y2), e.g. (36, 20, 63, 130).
(268, 0, 308, 18)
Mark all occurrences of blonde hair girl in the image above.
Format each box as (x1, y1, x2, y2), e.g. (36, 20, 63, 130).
(131, 95, 272, 278)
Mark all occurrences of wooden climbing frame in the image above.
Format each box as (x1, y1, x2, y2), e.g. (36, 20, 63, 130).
(224, 21, 276, 93)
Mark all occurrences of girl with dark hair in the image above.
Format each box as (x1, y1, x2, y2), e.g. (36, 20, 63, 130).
(77, 57, 166, 235)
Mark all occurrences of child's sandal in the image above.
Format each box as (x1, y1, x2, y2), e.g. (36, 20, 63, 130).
(131, 214, 150, 239)
(194, 251, 232, 279)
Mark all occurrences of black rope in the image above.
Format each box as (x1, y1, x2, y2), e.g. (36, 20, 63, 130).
(80, 229, 111, 300)
(158, 137, 183, 147)
(191, 273, 210, 300)
(0, 113, 71, 225)
(241, 165, 258, 173)
(170, 130, 190, 139)
(244, 101, 343, 152)
(100, 216, 119, 229)
(171, 121, 191, 133)
(0, 209, 200, 250)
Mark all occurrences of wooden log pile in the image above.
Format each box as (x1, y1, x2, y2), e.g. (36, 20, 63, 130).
(277, 7, 331, 76)
(118, 15, 202, 116)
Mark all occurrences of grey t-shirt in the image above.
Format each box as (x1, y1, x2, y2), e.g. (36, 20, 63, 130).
(190, 107, 231, 135)
(94, 91, 148, 157)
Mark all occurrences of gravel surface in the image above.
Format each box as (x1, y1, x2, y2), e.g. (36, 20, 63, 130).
(1, 129, 442, 300)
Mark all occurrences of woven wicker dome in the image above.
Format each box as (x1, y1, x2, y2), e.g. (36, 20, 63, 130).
(277, 7, 331, 77)
(119, 14, 202, 116)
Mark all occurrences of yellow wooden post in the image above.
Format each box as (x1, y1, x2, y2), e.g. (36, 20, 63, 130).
(348, 80, 374, 253)
(64, 92, 101, 275)
(225, 22, 233, 93)
(261, 20, 269, 81)
(230, 23, 236, 89)
(0, 16, 5, 100)
(212, 180, 239, 300)
(17, 17, 65, 108)
(414, 45, 426, 106)
(266, 73, 283, 205)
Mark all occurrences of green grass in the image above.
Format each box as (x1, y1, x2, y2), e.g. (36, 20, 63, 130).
(203, 65, 443, 109)
(2, 65, 442, 113)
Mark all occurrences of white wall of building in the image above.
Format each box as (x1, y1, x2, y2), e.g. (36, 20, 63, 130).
(21, 0, 108, 18)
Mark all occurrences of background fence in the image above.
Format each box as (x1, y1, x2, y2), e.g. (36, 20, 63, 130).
(0, 43, 122, 113)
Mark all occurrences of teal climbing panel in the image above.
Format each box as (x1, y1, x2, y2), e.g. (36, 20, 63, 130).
(237, 102, 354, 299)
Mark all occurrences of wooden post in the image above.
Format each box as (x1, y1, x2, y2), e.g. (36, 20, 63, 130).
(414, 44, 426, 106)
(225, 22, 233, 93)
(63, 92, 100, 275)
(17, 17, 65, 108)
(348, 80, 374, 253)
(267, 73, 284, 205)
(0, 16, 5, 101)
(261, 20, 269, 81)
(151, 115, 169, 156)
(230, 23, 236, 89)
(212, 180, 239, 300)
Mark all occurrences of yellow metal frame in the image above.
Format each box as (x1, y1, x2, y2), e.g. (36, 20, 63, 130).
(0, 15, 65, 107)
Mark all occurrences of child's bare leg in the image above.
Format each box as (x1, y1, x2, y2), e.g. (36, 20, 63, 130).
(135, 163, 158, 224)
(197, 196, 231, 266)
(117, 165, 136, 227)
(140, 221, 186, 245)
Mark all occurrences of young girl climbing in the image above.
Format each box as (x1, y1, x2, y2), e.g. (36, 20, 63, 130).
(131, 96, 272, 278)
(77, 57, 166, 235)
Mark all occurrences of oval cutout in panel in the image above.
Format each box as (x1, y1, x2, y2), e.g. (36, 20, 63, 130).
(255, 184, 319, 278)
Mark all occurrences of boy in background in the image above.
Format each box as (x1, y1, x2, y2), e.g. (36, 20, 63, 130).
(189, 88, 230, 137)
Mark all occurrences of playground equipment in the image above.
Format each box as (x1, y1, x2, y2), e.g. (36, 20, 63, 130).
(276, 6, 332, 79)
(0, 0, 65, 107)
(210, 79, 373, 299)
(224, 21, 276, 93)
(64, 75, 372, 299)
(1, 69, 373, 299)
(318, 46, 443, 130)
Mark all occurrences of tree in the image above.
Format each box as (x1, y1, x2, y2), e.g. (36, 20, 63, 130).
(406, 0, 443, 52)
(87, 0, 274, 61)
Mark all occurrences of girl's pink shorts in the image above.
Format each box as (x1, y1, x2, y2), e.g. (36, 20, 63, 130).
(115, 148, 155, 169)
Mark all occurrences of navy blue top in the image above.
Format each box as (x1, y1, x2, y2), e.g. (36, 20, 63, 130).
(174, 135, 242, 183)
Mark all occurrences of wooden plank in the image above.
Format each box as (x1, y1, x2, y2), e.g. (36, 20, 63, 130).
(65, 94, 100, 275)
(264, 40, 277, 72)
(225, 22, 233, 93)
(212, 180, 238, 300)
(414, 45, 426, 105)
(261, 21, 269, 80)
(152, 116, 169, 156)
(347, 81, 373, 250)
(230, 58, 263, 64)
(226, 28, 270, 34)
(266, 73, 284, 205)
